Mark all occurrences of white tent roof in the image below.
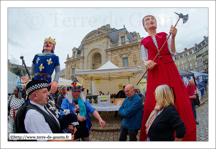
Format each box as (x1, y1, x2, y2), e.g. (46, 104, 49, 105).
(75, 61, 142, 80)
(58, 78, 73, 86)
(75, 61, 143, 95)
(97, 60, 119, 70)
(52, 77, 72, 86)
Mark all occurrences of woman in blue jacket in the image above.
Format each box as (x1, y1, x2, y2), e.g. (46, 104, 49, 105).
(60, 82, 106, 141)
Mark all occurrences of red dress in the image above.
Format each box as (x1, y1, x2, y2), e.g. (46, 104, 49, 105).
(139, 32, 196, 141)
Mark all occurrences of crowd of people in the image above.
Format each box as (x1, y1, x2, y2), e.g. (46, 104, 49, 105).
(8, 80, 199, 141)
(8, 14, 205, 142)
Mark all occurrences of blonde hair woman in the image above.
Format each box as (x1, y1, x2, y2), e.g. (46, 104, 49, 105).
(145, 85, 186, 141)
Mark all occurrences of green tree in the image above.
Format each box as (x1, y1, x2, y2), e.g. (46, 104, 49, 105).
(9, 66, 27, 76)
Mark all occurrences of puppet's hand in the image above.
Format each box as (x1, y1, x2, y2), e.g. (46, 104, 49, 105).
(49, 81, 58, 93)
(144, 60, 157, 70)
(21, 76, 30, 84)
(170, 25, 177, 39)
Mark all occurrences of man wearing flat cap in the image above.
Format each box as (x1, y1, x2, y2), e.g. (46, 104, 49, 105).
(60, 82, 106, 141)
(22, 79, 75, 141)
(30, 37, 60, 93)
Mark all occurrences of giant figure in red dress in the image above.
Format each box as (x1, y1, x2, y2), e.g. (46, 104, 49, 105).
(139, 15, 196, 141)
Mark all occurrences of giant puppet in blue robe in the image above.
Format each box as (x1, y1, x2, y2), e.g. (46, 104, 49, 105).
(30, 37, 60, 93)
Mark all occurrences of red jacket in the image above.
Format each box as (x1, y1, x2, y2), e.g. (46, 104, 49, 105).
(141, 32, 174, 64)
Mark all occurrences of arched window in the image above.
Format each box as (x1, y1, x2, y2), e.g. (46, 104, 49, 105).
(92, 53, 102, 69)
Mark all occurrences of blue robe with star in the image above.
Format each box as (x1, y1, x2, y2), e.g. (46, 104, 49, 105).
(32, 54, 60, 84)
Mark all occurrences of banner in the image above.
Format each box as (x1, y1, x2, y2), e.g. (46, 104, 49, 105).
(95, 77, 100, 84)
(9, 133, 71, 140)
(140, 78, 147, 89)
(119, 84, 123, 90)
(100, 97, 107, 102)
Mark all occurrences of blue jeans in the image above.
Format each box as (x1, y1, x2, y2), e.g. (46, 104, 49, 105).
(119, 124, 138, 141)
(191, 102, 197, 120)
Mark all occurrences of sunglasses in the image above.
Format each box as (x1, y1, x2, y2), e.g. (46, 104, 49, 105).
(72, 90, 81, 93)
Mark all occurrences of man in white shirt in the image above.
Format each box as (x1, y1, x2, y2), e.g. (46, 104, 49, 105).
(24, 79, 75, 141)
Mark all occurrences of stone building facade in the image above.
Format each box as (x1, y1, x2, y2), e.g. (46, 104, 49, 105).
(65, 24, 146, 80)
(174, 36, 208, 74)
(174, 47, 197, 71)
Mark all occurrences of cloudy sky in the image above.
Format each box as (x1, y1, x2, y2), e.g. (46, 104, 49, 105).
(6, 3, 210, 70)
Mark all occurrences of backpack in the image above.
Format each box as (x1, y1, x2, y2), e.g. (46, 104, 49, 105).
(194, 94, 200, 106)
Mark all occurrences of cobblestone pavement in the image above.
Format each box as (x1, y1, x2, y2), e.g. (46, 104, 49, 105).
(196, 101, 208, 141)
(89, 95, 208, 141)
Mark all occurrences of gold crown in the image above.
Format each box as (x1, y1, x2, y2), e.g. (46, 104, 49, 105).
(44, 37, 56, 46)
